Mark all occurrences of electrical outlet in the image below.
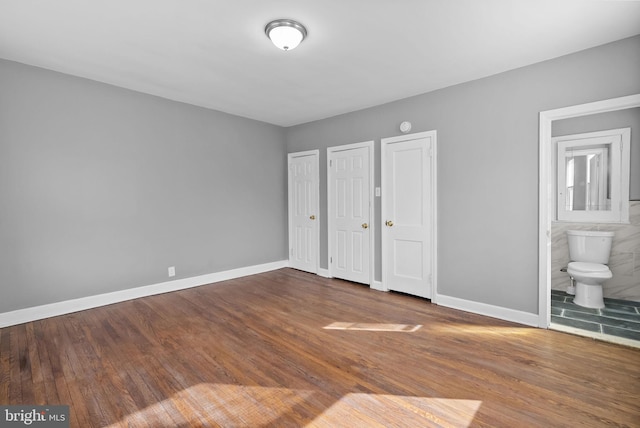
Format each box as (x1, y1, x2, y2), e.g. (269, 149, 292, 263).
(168, 266, 176, 277)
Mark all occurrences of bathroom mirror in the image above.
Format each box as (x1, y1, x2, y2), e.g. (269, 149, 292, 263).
(554, 127, 630, 223)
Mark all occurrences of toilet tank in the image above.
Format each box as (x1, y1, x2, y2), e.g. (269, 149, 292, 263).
(566, 230, 614, 264)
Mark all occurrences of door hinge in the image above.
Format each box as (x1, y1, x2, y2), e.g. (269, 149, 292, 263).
(330, 256, 333, 263)
(330, 159, 333, 167)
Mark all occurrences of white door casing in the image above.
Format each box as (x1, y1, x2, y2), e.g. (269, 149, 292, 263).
(381, 131, 437, 299)
(538, 94, 640, 328)
(288, 150, 319, 274)
(328, 142, 374, 285)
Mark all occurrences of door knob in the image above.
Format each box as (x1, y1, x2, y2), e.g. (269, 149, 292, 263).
(385, 220, 394, 227)
(361, 223, 368, 229)
(310, 215, 316, 220)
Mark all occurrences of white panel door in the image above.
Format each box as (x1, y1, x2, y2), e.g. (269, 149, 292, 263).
(288, 151, 319, 274)
(382, 132, 436, 298)
(329, 144, 372, 284)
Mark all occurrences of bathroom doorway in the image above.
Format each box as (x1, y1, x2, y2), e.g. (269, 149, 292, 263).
(538, 94, 640, 348)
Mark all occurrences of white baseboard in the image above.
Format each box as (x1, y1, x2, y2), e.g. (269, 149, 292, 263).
(436, 294, 539, 327)
(0, 260, 288, 328)
(317, 268, 331, 278)
(370, 281, 386, 292)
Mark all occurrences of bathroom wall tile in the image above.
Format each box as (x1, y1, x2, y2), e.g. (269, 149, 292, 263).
(628, 201, 640, 226)
(609, 252, 634, 277)
(598, 223, 640, 253)
(551, 265, 570, 291)
(620, 228, 640, 253)
(550, 223, 572, 291)
(551, 204, 640, 301)
(606, 283, 640, 302)
(606, 252, 638, 302)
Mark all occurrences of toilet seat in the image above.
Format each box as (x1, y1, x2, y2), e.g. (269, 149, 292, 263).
(567, 262, 612, 283)
(567, 262, 610, 274)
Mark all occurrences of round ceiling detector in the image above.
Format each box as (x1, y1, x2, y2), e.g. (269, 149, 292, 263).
(265, 19, 307, 51)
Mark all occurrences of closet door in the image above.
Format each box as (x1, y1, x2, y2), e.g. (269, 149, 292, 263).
(328, 143, 372, 284)
(288, 151, 319, 273)
(382, 131, 437, 298)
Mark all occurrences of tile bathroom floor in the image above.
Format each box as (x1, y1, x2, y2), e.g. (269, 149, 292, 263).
(551, 289, 640, 343)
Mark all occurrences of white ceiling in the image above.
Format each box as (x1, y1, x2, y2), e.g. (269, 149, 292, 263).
(1, 0, 639, 127)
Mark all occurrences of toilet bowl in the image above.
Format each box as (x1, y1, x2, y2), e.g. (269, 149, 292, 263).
(566, 262, 612, 309)
(566, 230, 614, 309)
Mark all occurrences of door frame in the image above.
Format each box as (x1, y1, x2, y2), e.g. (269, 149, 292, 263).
(381, 130, 438, 301)
(288, 150, 320, 274)
(538, 94, 640, 328)
(327, 141, 375, 285)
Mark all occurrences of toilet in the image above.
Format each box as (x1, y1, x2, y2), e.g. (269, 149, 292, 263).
(566, 230, 614, 309)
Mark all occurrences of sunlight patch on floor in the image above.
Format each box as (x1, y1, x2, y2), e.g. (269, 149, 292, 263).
(106, 383, 481, 427)
(429, 323, 536, 336)
(324, 322, 422, 332)
(107, 383, 315, 427)
(309, 393, 482, 427)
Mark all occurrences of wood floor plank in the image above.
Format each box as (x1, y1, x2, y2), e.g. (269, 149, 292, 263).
(31, 320, 61, 405)
(1, 268, 639, 427)
(9, 324, 25, 404)
(89, 305, 191, 428)
(36, 317, 89, 428)
(0, 326, 10, 403)
(24, 322, 48, 404)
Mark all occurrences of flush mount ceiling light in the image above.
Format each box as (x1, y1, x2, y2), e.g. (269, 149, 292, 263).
(265, 19, 307, 51)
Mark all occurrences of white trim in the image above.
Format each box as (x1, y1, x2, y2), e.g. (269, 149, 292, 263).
(370, 280, 386, 292)
(432, 135, 438, 304)
(437, 295, 539, 327)
(327, 141, 375, 286)
(538, 94, 640, 329)
(380, 130, 438, 302)
(0, 260, 288, 328)
(288, 150, 320, 274)
(317, 268, 331, 278)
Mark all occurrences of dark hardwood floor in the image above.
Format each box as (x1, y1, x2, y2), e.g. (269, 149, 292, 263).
(1, 268, 639, 427)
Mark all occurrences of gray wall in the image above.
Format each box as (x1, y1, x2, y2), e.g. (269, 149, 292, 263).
(2, 35, 639, 317)
(0, 59, 288, 313)
(285, 35, 640, 314)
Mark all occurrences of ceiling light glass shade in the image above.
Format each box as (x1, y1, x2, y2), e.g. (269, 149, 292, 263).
(265, 19, 307, 51)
